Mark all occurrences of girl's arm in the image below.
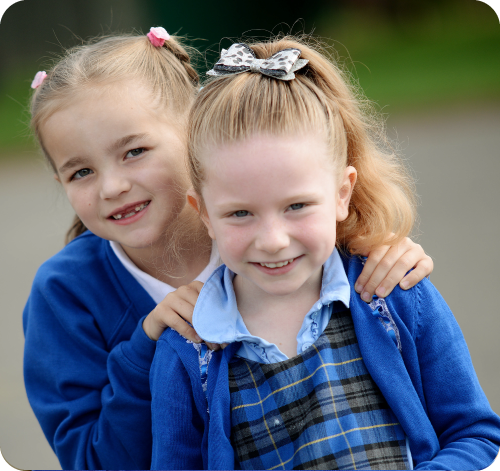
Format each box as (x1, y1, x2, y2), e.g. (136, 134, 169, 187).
(23, 267, 156, 470)
(356, 237, 433, 302)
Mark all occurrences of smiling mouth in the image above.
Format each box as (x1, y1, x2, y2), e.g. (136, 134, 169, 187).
(110, 201, 150, 220)
(258, 257, 297, 268)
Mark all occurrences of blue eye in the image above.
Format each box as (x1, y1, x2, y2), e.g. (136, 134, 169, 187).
(126, 148, 145, 158)
(73, 168, 93, 180)
(289, 203, 305, 210)
(233, 210, 249, 218)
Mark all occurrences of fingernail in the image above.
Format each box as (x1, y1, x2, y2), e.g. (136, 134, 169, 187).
(355, 283, 363, 293)
(375, 287, 386, 297)
(194, 334, 202, 343)
(401, 281, 409, 290)
(361, 292, 372, 302)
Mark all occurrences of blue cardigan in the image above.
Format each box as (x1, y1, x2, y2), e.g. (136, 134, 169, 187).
(151, 253, 500, 470)
(23, 231, 157, 470)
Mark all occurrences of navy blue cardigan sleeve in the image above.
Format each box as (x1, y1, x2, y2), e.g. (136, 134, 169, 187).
(23, 234, 157, 470)
(411, 279, 500, 470)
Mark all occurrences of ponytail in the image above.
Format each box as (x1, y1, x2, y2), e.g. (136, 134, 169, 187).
(65, 215, 87, 244)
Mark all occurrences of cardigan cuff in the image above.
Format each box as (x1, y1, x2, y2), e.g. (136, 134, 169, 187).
(120, 316, 157, 372)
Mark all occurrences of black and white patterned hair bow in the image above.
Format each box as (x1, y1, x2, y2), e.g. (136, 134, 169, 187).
(207, 43, 308, 81)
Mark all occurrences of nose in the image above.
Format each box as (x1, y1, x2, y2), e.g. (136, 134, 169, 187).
(254, 218, 290, 254)
(99, 170, 132, 200)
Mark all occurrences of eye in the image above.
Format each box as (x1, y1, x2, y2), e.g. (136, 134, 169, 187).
(72, 168, 93, 180)
(126, 148, 145, 158)
(233, 210, 250, 218)
(288, 203, 305, 211)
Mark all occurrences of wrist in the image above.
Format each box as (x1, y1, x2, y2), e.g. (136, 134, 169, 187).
(142, 314, 159, 341)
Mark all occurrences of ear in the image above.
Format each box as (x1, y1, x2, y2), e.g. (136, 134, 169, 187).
(336, 166, 357, 222)
(186, 188, 216, 240)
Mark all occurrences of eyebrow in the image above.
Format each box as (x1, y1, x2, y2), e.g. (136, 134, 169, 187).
(58, 156, 88, 175)
(215, 193, 322, 211)
(57, 133, 150, 175)
(106, 133, 150, 154)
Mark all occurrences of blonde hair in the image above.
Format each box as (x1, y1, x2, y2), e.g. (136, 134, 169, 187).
(30, 32, 199, 244)
(188, 36, 416, 254)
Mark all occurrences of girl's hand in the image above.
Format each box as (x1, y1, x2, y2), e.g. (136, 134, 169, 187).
(355, 238, 433, 303)
(142, 281, 221, 350)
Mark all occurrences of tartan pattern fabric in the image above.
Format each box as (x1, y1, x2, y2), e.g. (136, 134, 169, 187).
(228, 308, 409, 470)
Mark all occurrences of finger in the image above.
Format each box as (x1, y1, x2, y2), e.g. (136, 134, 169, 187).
(355, 245, 391, 296)
(161, 294, 196, 324)
(374, 244, 430, 297)
(362, 246, 409, 302)
(186, 280, 204, 294)
(164, 313, 202, 343)
(176, 283, 203, 304)
(399, 257, 434, 290)
(373, 249, 422, 298)
(205, 342, 221, 351)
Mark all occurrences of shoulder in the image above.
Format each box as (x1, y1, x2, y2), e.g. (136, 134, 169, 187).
(342, 252, 446, 337)
(26, 231, 136, 320)
(35, 231, 107, 279)
(31, 231, 127, 296)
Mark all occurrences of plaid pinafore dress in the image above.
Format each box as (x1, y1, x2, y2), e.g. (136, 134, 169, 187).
(228, 307, 410, 470)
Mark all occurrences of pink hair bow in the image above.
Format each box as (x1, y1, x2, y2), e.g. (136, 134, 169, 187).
(31, 71, 47, 89)
(147, 27, 170, 47)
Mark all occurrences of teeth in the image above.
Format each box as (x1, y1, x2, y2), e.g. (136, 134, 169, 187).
(259, 258, 295, 268)
(112, 201, 150, 220)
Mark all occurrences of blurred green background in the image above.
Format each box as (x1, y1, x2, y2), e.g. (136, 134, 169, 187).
(0, 0, 499, 154)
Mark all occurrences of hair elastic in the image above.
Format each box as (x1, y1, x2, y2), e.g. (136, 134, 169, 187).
(147, 27, 170, 47)
(207, 43, 308, 81)
(31, 71, 47, 89)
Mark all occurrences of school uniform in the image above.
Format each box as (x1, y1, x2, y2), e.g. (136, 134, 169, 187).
(151, 249, 500, 470)
(23, 230, 218, 470)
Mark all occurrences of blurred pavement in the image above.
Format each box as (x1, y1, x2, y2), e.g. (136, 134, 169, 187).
(0, 103, 499, 469)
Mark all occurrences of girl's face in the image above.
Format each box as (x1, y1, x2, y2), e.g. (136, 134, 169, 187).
(41, 82, 189, 252)
(196, 133, 356, 298)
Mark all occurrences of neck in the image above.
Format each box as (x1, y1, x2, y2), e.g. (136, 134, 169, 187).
(121, 207, 212, 288)
(233, 268, 323, 358)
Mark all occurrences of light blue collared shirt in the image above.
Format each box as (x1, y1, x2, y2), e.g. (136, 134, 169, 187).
(192, 249, 350, 364)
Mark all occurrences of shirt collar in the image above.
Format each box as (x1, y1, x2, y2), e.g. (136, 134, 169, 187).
(193, 248, 350, 345)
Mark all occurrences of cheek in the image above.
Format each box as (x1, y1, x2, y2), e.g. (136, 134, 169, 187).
(216, 225, 253, 259)
(295, 216, 337, 250)
(66, 187, 93, 216)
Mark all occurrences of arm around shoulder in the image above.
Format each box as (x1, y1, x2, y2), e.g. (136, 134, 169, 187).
(412, 279, 500, 470)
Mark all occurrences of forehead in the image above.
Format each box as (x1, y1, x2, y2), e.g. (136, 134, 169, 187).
(201, 133, 337, 200)
(40, 82, 179, 157)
